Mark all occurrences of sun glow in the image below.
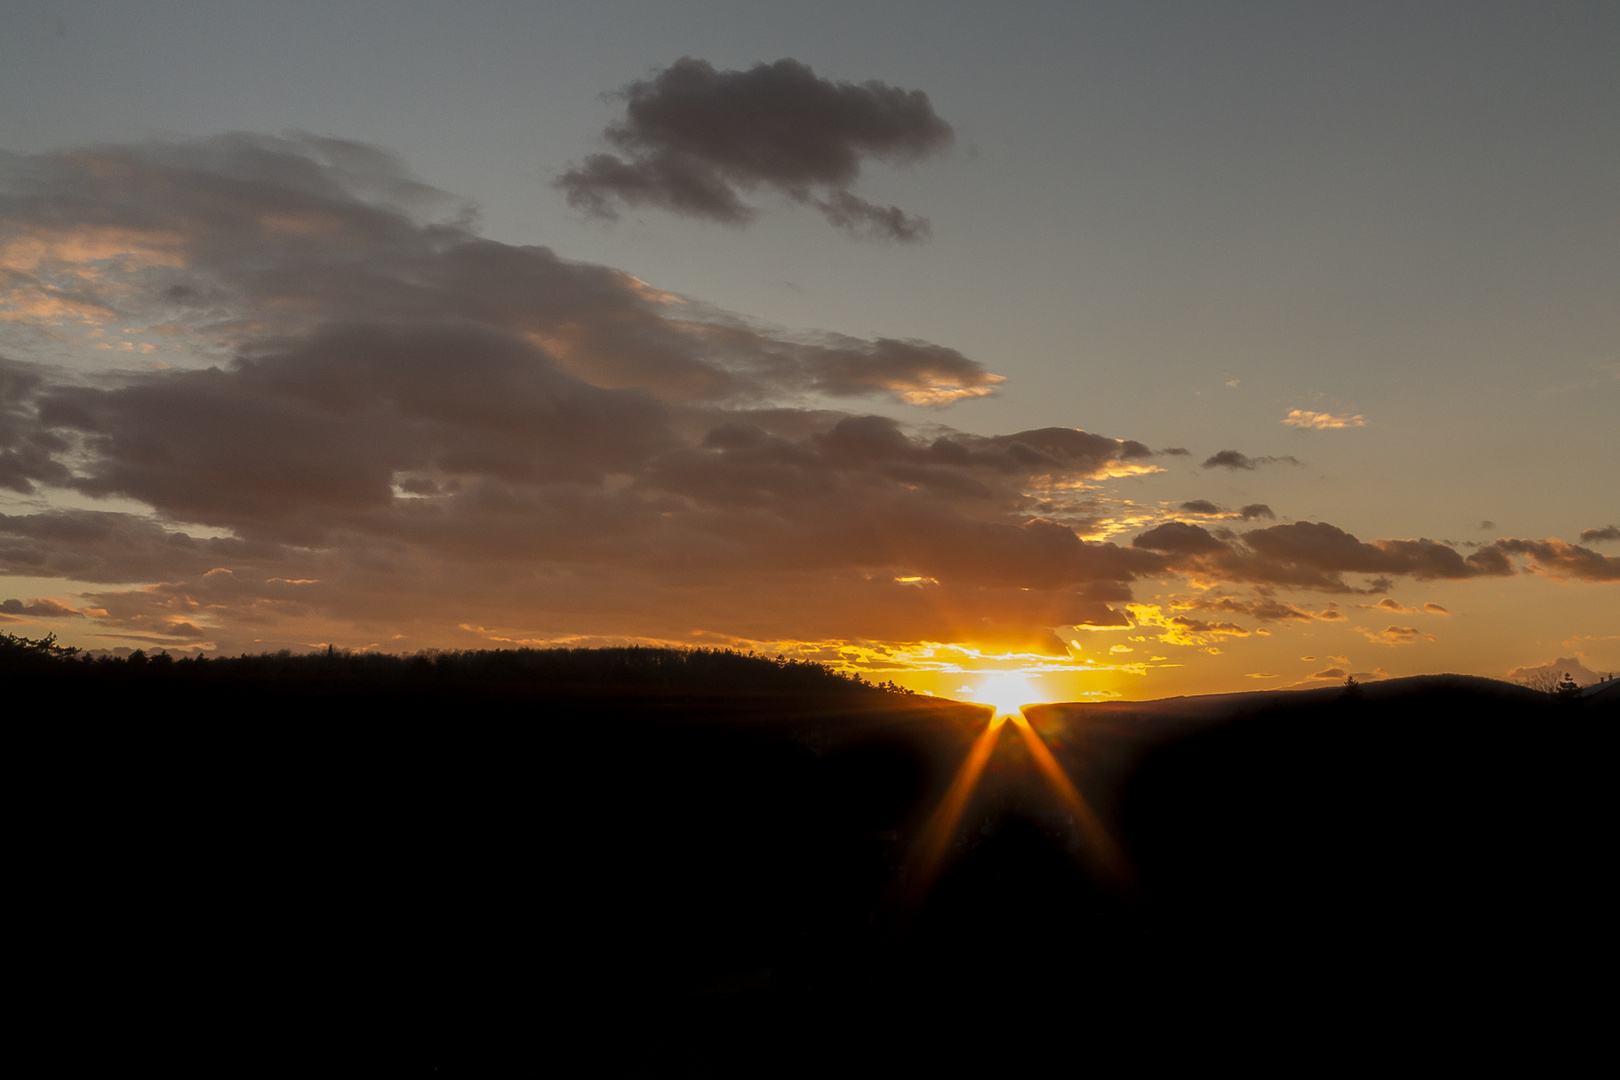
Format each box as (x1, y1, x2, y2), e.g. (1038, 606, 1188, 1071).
(967, 671, 1043, 717)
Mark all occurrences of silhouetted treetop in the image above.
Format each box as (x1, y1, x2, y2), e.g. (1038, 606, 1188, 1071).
(0, 637, 892, 696)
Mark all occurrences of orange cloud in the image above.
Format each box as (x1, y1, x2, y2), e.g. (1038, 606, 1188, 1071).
(1128, 604, 1250, 646)
(1358, 625, 1436, 646)
(0, 597, 82, 618)
(1493, 538, 1620, 582)
(1281, 409, 1366, 429)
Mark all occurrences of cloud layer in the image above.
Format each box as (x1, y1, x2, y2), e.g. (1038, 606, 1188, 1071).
(2, 134, 1615, 667)
(556, 58, 953, 240)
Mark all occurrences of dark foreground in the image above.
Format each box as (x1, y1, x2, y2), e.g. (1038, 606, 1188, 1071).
(14, 647, 1616, 1068)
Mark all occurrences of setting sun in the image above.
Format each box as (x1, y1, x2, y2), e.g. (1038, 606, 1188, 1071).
(968, 672, 1044, 717)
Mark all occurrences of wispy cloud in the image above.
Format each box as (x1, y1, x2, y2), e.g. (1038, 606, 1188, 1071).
(1281, 409, 1366, 429)
(1358, 625, 1436, 645)
(1202, 449, 1301, 470)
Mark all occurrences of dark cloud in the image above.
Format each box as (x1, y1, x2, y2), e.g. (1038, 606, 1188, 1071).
(1580, 525, 1620, 543)
(794, 337, 1002, 403)
(1133, 521, 1229, 554)
(1242, 522, 1509, 583)
(0, 597, 81, 617)
(1169, 617, 1247, 637)
(1203, 450, 1253, 470)
(1202, 450, 1301, 470)
(1187, 597, 1327, 623)
(38, 324, 675, 541)
(0, 359, 71, 494)
(1367, 598, 1446, 616)
(0, 134, 1001, 408)
(1173, 500, 1274, 521)
(1492, 538, 1620, 582)
(0, 510, 284, 583)
(556, 58, 953, 240)
(1126, 520, 1521, 594)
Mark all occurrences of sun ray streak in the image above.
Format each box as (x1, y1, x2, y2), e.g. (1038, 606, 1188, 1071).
(892, 712, 1006, 911)
(1010, 713, 1136, 891)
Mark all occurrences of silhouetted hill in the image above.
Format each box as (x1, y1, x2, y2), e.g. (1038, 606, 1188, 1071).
(1118, 680, 1612, 999)
(1582, 676, 1620, 702)
(12, 640, 1613, 1069)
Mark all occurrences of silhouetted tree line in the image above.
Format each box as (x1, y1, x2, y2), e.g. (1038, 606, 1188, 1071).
(0, 631, 898, 696)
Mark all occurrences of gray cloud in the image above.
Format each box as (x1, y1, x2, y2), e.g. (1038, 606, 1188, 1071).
(0, 359, 71, 494)
(1133, 521, 1230, 554)
(0, 134, 1000, 409)
(1580, 525, 1620, 543)
(1173, 500, 1274, 520)
(1189, 597, 1329, 622)
(1, 596, 81, 617)
(1128, 520, 1620, 595)
(1202, 449, 1302, 470)
(39, 323, 675, 541)
(556, 58, 953, 240)
(1493, 538, 1620, 582)
(1128, 520, 1523, 594)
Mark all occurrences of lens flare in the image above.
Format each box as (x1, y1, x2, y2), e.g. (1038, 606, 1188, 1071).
(892, 713, 1007, 911)
(1008, 712, 1135, 890)
(889, 674, 1137, 919)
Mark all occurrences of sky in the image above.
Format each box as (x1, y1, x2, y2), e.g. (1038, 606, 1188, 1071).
(1, 0, 1616, 700)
